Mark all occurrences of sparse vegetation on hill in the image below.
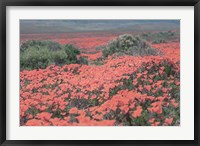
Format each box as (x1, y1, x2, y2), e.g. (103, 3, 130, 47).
(140, 31, 179, 44)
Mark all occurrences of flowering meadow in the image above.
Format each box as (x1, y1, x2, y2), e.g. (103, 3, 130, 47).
(20, 32, 180, 126)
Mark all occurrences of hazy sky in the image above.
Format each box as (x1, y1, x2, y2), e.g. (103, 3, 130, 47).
(20, 20, 180, 34)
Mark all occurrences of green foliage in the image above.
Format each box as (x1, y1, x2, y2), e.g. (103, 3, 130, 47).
(20, 46, 52, 70)
(140, 31, 179, 44)
(96, 45, 106, 51)
(103, 34, 158, 57)
(64, 44, 80, 62)
(88, 56, 105, 66)
(20, 40, 81, 70)
(78, 56, 89, 65)
(20, 40, 62, 53)
(66, 98, 101, 110)
(152, 39, 167, 44)
(51, 50, 69, 66)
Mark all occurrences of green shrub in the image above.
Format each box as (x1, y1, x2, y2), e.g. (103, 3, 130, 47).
(20, 40, 62, 53)
(51, 50, 69, 66)
(20, 40, 81, 70)
(78, 56, 88, 65)
(64, 44, 80, 63)
(103, 34, 158, 57)
(47, 41, 62, 51)
(20, 46, 51, 70)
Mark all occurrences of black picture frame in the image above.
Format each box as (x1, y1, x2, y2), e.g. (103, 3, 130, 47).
(0, 0, 199, 146)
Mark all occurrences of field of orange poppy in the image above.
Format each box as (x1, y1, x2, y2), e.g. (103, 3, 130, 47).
(20, 20, 180, 126)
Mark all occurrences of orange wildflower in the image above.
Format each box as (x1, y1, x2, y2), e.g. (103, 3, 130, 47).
(165, 118, 173, 125)
(69, 107, 79, 114)
(131, 106, 143, 118)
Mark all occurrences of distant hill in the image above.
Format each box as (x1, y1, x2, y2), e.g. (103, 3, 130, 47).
(20, 20, 180, 34)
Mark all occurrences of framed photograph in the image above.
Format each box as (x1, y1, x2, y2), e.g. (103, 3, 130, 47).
(0, 0, 199, 145)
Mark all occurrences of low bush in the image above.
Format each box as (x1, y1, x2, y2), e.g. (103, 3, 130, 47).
(20, 40, 81, 70)
(103, 34, 158, 57)
(21, 46, 52, 70)
(20, 40, 62, 53)
(78, 56, 89, 65)
(152, 39, 167, 44)
(51, 50, 69, 66)
(64, 44, 80, 63)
